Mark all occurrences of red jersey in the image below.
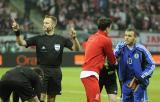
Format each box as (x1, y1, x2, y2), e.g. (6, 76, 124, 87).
(82, 30, 116, 74)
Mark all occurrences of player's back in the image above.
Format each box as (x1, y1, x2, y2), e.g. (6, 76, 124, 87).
(1, 66, 35, 83)
(83, 32, 109, 73)
(85, 34, 102, 58)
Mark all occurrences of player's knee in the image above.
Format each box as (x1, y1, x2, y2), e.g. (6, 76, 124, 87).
(40, 93, 46, 101)
(92, 93, 100, 102)
(108, 94, 116, 102)
(48, 95, 56, 102)
(109, 98, 116, 102)
(28, 96, 40, 102)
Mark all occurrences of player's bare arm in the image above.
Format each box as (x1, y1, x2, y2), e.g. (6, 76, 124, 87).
(12, 19, 27, 46)
(70, 28, 81, 51)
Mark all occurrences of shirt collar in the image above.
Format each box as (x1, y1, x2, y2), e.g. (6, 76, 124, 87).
(127, 43, 137, 52)
(45, 32, 55, 36)
(96, 30, 108, 37)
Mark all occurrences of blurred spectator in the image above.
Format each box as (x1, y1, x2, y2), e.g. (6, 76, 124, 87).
(24, 0, 32, 18)
(0, 0, 34, 35)
(142, 16, 150, 31)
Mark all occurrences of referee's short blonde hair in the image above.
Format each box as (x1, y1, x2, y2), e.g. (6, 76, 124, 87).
(45, 15, 57, 25)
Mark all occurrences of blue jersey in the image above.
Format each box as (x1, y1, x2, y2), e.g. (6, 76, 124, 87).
(114, 42, 155, 85)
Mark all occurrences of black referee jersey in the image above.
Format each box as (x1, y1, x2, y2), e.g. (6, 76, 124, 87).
(25, 34, 73, 68)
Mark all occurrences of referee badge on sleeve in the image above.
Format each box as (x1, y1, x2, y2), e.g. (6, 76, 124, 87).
(54, 44, 60, 51)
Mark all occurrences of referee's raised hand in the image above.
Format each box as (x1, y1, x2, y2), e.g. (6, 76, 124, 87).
(12, 18, 20, 32)
(70, 27, 77, 39)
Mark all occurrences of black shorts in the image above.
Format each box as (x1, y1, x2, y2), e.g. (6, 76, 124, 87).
(41, 68, 62, 95)
(0, 80, 36, 101)
(99, 67, 117, 94)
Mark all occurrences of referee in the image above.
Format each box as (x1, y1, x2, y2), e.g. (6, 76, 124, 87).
(12, 15, 81, 102)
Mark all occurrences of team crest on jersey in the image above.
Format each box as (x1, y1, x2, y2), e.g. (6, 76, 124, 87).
(134, 53, 139, 59)
(54, 44, 60, 51)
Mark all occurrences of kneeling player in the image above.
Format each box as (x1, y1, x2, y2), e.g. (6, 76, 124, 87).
(0, 66, 44, 102)
(99, 65, 118, 102)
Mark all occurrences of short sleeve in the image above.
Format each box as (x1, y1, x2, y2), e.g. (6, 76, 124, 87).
(25, 36, 39, 47)
(64, 38, 73, 50)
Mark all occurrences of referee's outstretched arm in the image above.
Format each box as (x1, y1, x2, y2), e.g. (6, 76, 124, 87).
(12, 18, 27, 46)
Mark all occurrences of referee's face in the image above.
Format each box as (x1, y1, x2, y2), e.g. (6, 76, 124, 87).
(43, 18, 55, 32)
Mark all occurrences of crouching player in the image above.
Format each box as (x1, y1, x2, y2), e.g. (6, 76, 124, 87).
(99, 64, 118, 102)
(0, 66, 44, 102)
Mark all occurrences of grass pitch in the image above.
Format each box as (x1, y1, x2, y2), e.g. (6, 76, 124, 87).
(0, 67, 160, 102)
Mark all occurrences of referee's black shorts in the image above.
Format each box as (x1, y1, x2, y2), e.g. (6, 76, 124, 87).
(0, 80, 36, 101)
(99, 66, 117, 94)
(41, 67, 62, 96)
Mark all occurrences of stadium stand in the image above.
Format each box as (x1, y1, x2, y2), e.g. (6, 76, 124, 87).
(36, 0, 160, 32)
(0, 0, 160, 34)
(0, 0, 159, 53)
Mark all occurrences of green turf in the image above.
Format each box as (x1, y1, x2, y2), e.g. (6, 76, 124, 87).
(0, 67, 160, 102)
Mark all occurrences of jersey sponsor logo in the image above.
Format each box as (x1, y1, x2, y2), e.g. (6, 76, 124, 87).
(134, 53, 139, 59)
(54, 44, 60, 51)
(41, 46, 46, 50)
(40, 46, 47, 52)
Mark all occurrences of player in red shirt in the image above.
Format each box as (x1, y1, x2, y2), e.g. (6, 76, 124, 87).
(80, 17, 116, 102)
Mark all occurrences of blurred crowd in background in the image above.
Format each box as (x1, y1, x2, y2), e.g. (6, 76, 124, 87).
(24, 0, 160, 32)
(0, 0, 160, 53)
(37, 0, 160, 32)
(0, 0, 33, 35)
